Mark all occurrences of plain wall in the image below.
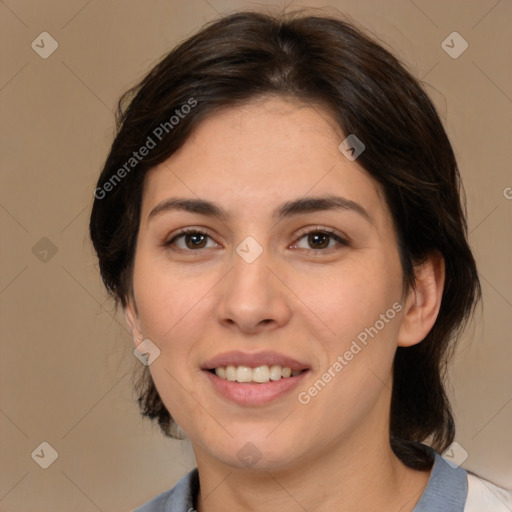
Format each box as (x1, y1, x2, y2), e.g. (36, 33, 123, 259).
(1, 0, 511, 510)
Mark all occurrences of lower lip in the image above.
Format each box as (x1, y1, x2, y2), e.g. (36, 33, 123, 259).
(202, 370, 310, 406)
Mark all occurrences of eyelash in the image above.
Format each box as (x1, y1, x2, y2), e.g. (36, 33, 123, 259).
(163, 226, 349, 254)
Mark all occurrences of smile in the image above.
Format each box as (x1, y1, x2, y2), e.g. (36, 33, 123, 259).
(203, 367, 310, 406)
(210, 364, 304, 383)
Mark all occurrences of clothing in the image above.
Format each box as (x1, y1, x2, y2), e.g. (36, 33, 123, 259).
(133, 448, 512, 511)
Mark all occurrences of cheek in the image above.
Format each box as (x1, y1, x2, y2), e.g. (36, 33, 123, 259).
(131, 250, 215, 341)
(294, 254, 403, 342)
(132, 255, 214, 414)
(294, 254, 402, 400)
(295, 269, 401, 427)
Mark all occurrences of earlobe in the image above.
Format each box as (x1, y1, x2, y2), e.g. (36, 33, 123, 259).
(397, 251, 445, 348)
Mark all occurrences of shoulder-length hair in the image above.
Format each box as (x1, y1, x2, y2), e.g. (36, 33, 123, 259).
(89, 10, 481, 469)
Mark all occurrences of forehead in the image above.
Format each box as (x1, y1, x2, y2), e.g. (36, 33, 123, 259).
(140, 96, 389, 228)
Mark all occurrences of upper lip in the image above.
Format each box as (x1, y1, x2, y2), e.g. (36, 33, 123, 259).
(201, 351, 310, 371)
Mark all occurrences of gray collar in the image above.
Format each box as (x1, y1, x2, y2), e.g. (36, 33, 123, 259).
(412, 449, 468, 511)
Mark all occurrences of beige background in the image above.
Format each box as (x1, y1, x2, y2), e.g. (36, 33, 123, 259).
(1, 0, 511, 510)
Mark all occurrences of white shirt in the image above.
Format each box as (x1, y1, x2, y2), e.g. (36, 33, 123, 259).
(465, 472, 512, 511)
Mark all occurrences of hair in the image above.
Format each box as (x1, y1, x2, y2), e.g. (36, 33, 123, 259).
(89, 9, 481, 469)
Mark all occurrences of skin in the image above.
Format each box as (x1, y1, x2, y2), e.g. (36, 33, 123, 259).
(124, 95, 445, 511)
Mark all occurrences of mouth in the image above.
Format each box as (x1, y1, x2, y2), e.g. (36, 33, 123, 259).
(205, 365, 307, 384)
(201, 350, 310, 375)
(202, 367, 310, 406)
(200, 351, 311, 406)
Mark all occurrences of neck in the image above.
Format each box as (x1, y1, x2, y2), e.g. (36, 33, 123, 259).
(193, 421, 431, 512)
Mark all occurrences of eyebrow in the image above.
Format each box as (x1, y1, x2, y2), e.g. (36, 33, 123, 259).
(147, 195, 373, 224)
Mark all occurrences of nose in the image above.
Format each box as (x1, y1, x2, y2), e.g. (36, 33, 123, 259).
(215, 242, 292, 335)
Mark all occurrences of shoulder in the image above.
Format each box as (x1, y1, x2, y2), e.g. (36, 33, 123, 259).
(464, 472, 512, 512)
(132, 467, 199, 512)
(413, 448, 468, 511)
(412, 445, 512, 512)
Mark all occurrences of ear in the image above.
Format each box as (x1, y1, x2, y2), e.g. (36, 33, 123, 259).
(397, 251, 445, 347)
(124, 298, 144, 346)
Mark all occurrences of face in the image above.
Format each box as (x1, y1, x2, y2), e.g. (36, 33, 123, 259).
(126, 96, 409, 472)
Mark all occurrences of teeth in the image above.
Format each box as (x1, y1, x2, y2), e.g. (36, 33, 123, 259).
(269, 365, 282, 381)
(253, 365, 270, 383)
(225, 365, 237, 381)
(214, 365, 303, 383)
(236, 366, 253, 383)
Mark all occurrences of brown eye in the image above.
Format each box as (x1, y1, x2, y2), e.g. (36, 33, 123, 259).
(183, 232, 208, 249)
(165, 229, 218, 251)
(307, 232, 331, 249)
(292, 228, 349, 252)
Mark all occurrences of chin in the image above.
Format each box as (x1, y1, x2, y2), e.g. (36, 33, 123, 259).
(208, 434, 303, 472)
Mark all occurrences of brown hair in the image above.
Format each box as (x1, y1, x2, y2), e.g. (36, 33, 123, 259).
(89, 10, 481, 469)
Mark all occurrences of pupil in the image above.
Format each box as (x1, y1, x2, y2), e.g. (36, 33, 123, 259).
(309, 232, 329, 249)
(187, 233, 206, 249)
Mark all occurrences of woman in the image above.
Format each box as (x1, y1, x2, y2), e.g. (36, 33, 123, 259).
(89, 10, 510, 511)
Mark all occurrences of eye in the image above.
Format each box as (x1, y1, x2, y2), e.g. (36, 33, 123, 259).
(163, 226, 349, 253)
(164, 228, 219, 251)
(291, 227, 349, 252)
